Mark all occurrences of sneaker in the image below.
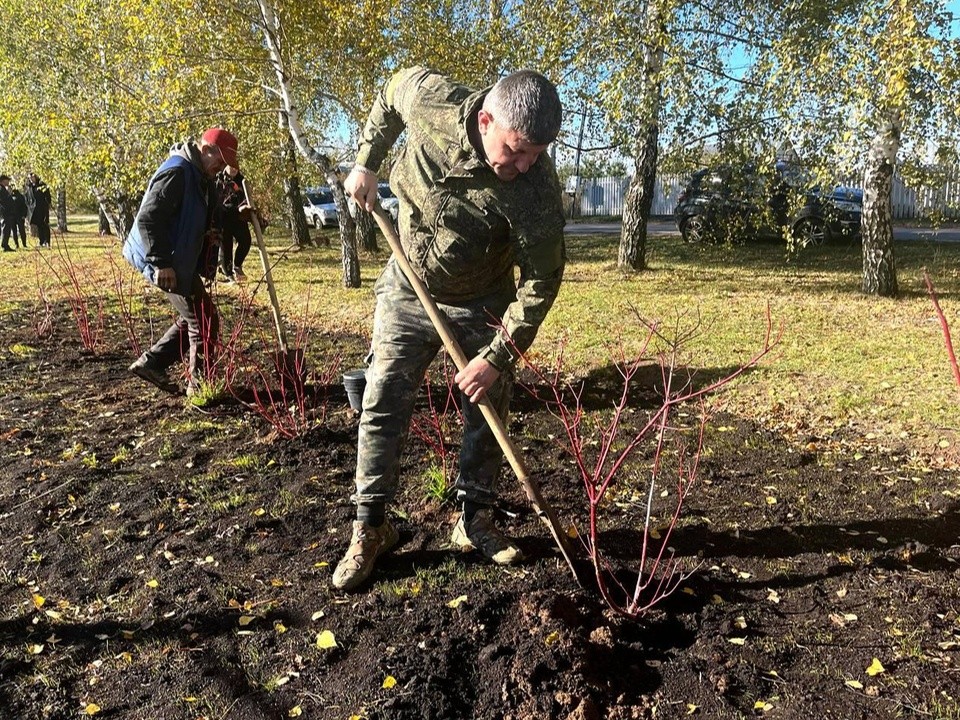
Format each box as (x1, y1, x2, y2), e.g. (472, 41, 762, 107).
(332, 520, 399, 591)
(233, 268, 247, 282)
(128, 358, 180, 394)
(451, 510, 523, 565)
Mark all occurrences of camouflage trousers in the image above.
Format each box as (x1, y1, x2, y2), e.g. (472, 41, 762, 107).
(353, 259, 515, 510)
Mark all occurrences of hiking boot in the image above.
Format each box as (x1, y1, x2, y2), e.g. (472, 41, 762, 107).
(128, 357, 180, 394)
(332, 520, 399, 591)
(451, 510, 524, 565)
(233, 268, 247, 282)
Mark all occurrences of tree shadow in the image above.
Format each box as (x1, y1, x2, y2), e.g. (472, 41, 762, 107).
(513, 361, 763, 414)
(0, 609, 300, 720)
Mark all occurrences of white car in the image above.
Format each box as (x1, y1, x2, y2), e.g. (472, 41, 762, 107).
(377, 182, 400, 222)
(303, 188, 338, 228)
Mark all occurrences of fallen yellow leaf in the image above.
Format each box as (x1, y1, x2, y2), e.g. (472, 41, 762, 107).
(84, 703, 101, 716)
(316, 630, 337, 649)
(845, 679, 864, 689)
(32, 593, 45, 609)
(382, 675, 397, 689)
(274, 622, 287, 634)
(447, 595, 468, 609)
(728, 637, 746, 645)
(146, 579, 159, 589)
(544, 631, 560, 646)
(288, 707, 303, 717)
(238, 615, 255, 627)
(686, 703, 699, 714)
(866, 658, 885, 676)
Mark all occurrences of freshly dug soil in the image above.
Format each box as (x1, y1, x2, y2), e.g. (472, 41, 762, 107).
(1, 305, 958, 720)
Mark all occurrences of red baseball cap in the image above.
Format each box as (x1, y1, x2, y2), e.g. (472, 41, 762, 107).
(201, 127, 239, 169)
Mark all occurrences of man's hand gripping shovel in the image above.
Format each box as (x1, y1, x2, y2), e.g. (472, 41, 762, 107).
(369, 204, 584, 586)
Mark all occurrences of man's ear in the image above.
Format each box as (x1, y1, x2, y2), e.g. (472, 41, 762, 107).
(477, 108, 493, 135)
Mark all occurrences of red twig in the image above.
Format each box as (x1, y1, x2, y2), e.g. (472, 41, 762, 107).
(103, 243, 144, 357)
(513, 307, 781, 618)
(37, 233, 104, 353)
(924, 270, 960, 396)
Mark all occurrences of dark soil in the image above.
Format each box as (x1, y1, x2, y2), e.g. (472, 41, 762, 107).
(1, 306, 959, 720)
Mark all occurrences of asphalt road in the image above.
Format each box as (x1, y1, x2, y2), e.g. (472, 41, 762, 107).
(564, 220, 960, 242)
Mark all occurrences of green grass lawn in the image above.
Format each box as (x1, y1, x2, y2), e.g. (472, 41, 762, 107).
(5, 216, 959, 464)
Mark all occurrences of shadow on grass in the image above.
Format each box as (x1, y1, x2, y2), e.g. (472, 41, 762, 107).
(513, 361, 762, 414)
(569, 232, 960, 298)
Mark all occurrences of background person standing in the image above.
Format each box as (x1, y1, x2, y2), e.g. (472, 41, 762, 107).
(25, 173, 51, 248)
(215, 165, 252, 282)
(0, 175, 14, 252)
(11, 184, 29, 248)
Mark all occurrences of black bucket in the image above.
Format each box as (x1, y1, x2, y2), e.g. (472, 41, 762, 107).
(343, 369, 366, 411)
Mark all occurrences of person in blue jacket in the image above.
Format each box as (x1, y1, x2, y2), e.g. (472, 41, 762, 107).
(123, 127, 239, 396)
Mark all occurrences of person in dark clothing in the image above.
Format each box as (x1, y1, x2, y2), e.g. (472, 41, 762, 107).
(0, 175, 14, 252)
(11, 186, 29, 248)
(215, 166, 252, 282)
(24, 173, 52, 248)
(122, 127, 239, 396)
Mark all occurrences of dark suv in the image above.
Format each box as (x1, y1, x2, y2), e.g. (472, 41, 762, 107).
(673, 162, 863, 246)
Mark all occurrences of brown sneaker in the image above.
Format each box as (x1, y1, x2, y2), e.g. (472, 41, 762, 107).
(451, 510, 523, 565)
(332, 520, 399, 591)
(129, 357, 180, 394)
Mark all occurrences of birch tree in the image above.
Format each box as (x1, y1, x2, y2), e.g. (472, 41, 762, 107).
(752, 0, 960, 296)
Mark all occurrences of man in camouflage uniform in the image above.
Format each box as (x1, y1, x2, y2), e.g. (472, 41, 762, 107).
(333, 66, 565, 591)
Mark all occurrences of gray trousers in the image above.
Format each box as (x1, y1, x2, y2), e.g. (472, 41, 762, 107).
(142, 275, 219, 379)
(354, 260, 515, 510)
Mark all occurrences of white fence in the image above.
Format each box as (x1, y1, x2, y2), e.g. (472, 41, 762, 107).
(568, 170, 960, 219)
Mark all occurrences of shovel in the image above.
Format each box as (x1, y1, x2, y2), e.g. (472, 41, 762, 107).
(241, 179, 305, 391)
(370, 204, 583, 586)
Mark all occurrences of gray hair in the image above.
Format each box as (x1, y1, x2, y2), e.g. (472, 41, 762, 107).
(482, 70, 562, 145)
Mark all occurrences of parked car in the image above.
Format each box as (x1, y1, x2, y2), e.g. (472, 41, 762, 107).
(377, 182, 400, 222)
(673, 162, 863, 246)
(347, 181, 400, 223)
(303, 188, 338, 228)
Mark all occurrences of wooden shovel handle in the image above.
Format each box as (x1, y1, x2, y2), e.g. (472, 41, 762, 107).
(241, 180, 288, 354)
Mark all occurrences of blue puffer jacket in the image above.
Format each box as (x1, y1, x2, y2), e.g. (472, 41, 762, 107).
(123, 152, 209, 296)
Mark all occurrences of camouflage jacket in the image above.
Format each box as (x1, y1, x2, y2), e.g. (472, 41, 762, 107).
(355, 66, 566, 371)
